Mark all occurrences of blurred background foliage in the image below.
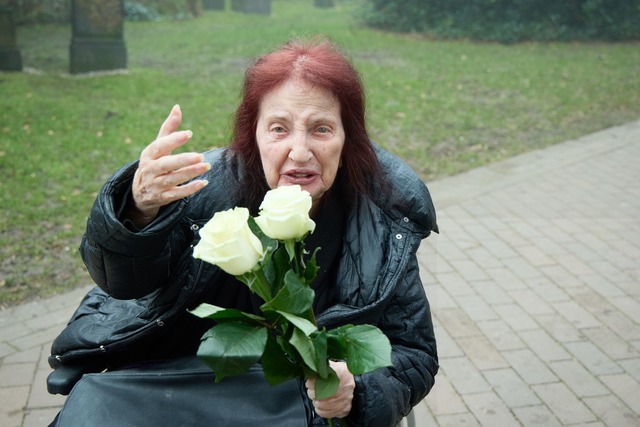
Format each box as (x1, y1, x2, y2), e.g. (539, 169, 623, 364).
(6, 0, 640, 42)
(359, 0, 640, 43)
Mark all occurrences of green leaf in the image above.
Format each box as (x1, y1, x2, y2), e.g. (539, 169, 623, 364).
(326, 325, 350, 360)
(314, 367, 340, 400)
(303, 247, 321, 286)
(284, 239, 296, 262)
(289, 326, 318, 372)
(311, 330, 328, 379)
(261, 334, 301, 386)
(189, 303, 265, 323)
(262, 270, 314, 315)
(197, 322, 268, 382)
(344, 325, 393, 375)
(276, 311, 317, 336)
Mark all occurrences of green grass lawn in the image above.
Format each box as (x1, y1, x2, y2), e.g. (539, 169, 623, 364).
(1, 0, 639, 307)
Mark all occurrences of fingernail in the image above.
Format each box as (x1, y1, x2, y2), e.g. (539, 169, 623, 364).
(205, 162, 212, 171)
(185, 130, 193, 138)
(173, 104, 181, 112)
(201, 179, 209, 187)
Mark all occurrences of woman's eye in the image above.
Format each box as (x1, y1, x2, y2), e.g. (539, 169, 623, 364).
(271, 126, 286, 133)
(316, 126, 330, 134)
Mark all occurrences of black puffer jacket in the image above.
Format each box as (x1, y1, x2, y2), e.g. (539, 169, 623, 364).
(53, 144, 439, 427)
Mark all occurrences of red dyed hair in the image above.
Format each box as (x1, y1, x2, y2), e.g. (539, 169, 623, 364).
(229, 37, 380, 209)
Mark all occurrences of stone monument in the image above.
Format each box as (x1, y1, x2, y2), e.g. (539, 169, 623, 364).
(70, 0, 127, 74)
(231, 0, 270, 15)
(0, 5, 22, 71)
(314, 0, 334, 8)
(203, 0, 225, 10)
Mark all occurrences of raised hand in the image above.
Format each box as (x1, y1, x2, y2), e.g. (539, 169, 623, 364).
(125, 105, 210, 227)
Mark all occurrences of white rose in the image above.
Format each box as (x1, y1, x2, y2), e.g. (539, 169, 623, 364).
(193, 207, 263, 276)
(255, 185, 316, 241)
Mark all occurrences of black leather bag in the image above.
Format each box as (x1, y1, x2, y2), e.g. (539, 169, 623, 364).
(50, 357, 312, 426)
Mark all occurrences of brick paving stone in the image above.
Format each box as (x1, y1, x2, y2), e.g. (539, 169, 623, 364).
(449, 259, 490, 283)
(512, 405, 562, 427)
(492, 304, 539, 332)
(0, 362, 36, 387)
(483, 368, 541, 407)
(598, 373, 640, 414)
(516, 329, 571, 362)
(0, 341, 16, 359)
(476, 319, 525, 351)
(528, 277, 570, 303)
(0, 385, 29, 427)
(531, 382, 597, 425)
(564, 341, 624, 376)
(595, 310, 640, 341)
(435, 308, 483, 338)
(424, 374, 468, 416)
(535, 313, 584, 343)
(440, 357, 491, 395)
(618, 358, 640, 383)
(582, 394, 640, 427)
(473, 280, 514, 305)
(581, 326, 640, 361)
(454, 294, 498, 322)
(463, 391, 521, 426)
(503, 256, 544, 282)
(484, 267, 528, 291)
(551, 300, 601, 329)
(455, 336, 510, 371)
(409, 400, 437, 427)
(22, 408, 60, 427)
(508, 289, 555, 316)
(428, 286, 458, 310)
(4, 347, 41, 364)
(435, 272, 476, 297)
(548, 360, 609, 398)
(609, 296, 640, 324)
(0, 322, 33, 343)
(502, 349, 557, 385)
(433, 323, 465, 359)
(436, 413, 481, 427)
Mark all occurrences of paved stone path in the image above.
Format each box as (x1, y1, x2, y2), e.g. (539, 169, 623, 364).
(1, 120, 639, 426)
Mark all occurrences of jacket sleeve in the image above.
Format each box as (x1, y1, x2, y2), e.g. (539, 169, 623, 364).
(79, 162, 191, 299)
(348, 256, 438, 427)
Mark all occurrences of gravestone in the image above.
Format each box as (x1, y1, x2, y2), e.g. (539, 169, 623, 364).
(203, 0, 225, 10)
(314, 0, 334, 8)
(70, 0, 127, 74)
(0, 6, 22, 71)
(231, 0, 270, 15)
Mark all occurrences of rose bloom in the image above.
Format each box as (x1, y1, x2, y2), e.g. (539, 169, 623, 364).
(193, 207, 263, 276)
(255, 185, 316, 241)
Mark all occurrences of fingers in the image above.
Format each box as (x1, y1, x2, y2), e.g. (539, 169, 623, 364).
(130, 106, 212, 220)
(141, 130, 193, 161)
(157, 104, 182, 139)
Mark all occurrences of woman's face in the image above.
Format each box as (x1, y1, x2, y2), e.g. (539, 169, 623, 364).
(256, 79, 345, 210)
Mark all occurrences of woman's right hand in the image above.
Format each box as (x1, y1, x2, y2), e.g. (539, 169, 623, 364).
(125, 105, 211, 227)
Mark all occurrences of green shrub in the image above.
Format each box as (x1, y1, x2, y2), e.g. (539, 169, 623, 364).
(358, 0, 640, 42)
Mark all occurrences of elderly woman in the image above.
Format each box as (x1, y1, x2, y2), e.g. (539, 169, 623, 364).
(51, 38, 438, 427)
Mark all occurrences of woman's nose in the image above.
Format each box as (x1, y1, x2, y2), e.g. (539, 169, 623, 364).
(288, 132, 313, 162)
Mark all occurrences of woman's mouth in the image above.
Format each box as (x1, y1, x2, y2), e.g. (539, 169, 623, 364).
(283, 170, 317, 184)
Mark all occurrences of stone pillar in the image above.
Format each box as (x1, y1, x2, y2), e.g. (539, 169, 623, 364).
(0, 6, 22, 71)
(203, 0, 225, 10)
(70, 0, 127, 74)
(314, 0, 334, 8)
(232, 0, 270, 15)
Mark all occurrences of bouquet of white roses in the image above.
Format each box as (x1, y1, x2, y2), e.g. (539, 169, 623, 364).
(190, 185, 392, 424)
